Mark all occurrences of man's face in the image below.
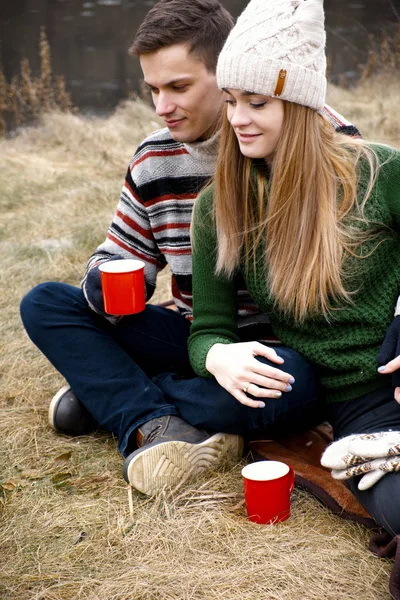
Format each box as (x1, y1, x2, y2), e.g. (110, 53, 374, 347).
(140, 43, 224, 143)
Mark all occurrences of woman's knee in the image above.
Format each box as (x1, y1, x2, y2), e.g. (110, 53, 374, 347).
(256, 346, 318, 400)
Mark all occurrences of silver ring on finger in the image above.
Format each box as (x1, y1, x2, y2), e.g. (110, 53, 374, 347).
(243, 383, 250, 394)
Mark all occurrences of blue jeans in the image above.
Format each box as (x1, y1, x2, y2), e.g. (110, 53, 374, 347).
(20, 282, 321, 456)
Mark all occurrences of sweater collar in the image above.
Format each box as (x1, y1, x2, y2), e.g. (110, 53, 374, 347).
(251, 158, 271, 182)
(183, 130, 220, 163)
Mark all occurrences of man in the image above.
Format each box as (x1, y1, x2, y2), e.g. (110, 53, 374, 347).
(20, 0, 359, 496)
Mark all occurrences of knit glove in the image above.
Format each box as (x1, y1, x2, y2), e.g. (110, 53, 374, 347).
(377, 298, 400, 389)
(321, 431, 400, 490)
(82, 254, 124, 316)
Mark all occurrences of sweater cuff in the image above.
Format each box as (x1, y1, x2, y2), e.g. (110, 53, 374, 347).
(189, 337, 234, 378)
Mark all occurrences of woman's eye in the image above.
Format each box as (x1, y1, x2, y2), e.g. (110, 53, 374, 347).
(225, 99, 236, 105)
(250, 102, 267, 109)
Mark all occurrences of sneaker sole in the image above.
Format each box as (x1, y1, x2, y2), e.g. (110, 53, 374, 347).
(125, 433, 244, 496)
(48, 384, 71, 431)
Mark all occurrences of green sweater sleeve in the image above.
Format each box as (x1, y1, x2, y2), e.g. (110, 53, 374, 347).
(376, 145, 400, 224)
(188, 186, 240, 377)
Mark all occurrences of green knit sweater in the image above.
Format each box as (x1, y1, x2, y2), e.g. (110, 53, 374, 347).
(189, 145, 400, 403)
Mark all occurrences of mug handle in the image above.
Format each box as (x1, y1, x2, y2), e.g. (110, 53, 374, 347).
(288, 465, 295, 494)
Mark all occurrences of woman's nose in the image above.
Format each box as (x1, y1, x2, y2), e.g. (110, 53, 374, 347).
(229, 106, 251, 128)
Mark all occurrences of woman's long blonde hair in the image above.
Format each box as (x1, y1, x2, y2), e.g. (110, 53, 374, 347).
(213, 101, 381, 323)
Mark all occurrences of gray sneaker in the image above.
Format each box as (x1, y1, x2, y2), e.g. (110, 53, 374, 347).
(48, 385, 97, 436)
(123, 415, 244, 495)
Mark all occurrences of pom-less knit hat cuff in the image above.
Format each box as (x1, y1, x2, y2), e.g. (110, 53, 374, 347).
(217, 53, 326, 111)
(216, 0, 327, 111)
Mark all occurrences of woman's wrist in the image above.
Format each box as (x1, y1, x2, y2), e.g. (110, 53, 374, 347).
(205, 343, 225, 375)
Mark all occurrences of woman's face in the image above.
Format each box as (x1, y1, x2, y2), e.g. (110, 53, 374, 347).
(224, 89, 284, 161)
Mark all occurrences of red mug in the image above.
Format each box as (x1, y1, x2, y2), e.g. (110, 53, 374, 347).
(99, 259, 146, 316)
(241, 460, 295, 525)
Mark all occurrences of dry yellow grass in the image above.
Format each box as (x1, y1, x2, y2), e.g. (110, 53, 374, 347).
(1, 75, 399, 599)
(326, 75, 400, 147)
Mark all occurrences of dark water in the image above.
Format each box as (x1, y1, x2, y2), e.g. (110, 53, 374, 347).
(1, 0, 399, 112)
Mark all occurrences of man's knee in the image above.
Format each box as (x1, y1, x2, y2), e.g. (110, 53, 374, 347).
(21, 282, 62, 317)
(20, 282, 83, 337)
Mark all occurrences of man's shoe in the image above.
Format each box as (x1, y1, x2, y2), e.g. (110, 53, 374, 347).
(122, 415, 244, 495)
(48, 385, 97, 436)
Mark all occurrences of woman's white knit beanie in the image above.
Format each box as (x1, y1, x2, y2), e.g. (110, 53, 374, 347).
(217, 0, 327, 111)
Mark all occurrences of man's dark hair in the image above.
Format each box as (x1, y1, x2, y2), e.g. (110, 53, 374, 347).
(130, 0, 234, 73)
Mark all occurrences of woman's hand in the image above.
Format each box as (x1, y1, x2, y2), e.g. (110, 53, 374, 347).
(205, 342, 295, 409)
(377, 358, 400, 404)
(377, 315, 400, 404)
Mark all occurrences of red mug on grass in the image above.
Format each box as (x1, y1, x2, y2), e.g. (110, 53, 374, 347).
(99, 259, 146, 316)
(241, 460, 295, 524)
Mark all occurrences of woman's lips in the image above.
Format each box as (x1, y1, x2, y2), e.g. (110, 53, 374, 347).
(236, 132, 261, 142)
(165, 118, 185, 128)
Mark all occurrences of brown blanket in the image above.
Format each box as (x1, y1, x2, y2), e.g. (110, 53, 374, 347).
(248, 423, 375, 527)
(248, 424, 400, 599)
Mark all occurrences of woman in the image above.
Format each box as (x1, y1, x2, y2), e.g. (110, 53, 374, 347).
(188, 0, 400, 535)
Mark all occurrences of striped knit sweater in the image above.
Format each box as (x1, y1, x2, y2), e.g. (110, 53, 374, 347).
(82, 105, 359, 321)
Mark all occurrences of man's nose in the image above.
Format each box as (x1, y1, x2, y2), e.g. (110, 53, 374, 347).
(155, 92, 175, 117)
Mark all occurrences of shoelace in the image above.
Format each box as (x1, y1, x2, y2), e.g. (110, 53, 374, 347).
(144, 419, 164, 444)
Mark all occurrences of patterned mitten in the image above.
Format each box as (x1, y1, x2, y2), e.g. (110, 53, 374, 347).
(82, 254, 124, 316)
(331, 455, 400, 490)
(321, 431, 400, 490)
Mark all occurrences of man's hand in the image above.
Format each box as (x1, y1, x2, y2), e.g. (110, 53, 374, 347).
(205, 341, 295, 409)
(377, 315, 400, 404)
(83, 255, 124, 316)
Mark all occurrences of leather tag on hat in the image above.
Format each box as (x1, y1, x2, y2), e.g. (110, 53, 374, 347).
(274, 69, 287, 97)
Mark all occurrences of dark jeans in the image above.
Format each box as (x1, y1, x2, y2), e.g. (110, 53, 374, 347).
(327, 387, 400, 536)
(20, 282, 400, 535)
(20, 282, 321, 456)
